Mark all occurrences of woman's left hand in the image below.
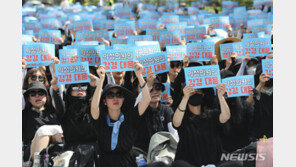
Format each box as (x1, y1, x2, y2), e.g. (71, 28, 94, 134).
(89, 73, 98, 87)
(134, 61, 143, 78)
(165, 96, 173, 107)
(216, 83, 227, 97)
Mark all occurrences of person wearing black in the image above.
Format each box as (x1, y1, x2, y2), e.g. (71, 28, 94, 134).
(91, 62, 151, 167)
(219, 70, 255, 153)
(23, 82, 60, 162)
(172, 84, 231, 167)
(51, 72, 99, 167)
(134, 75, 175, 153)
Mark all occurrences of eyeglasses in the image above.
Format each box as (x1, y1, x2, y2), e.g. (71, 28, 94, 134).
(72, 85, 88, 91)
(151, 84, 163, 92)
(170, 63, 181, 69)
(29, 91, 46, 97)
(30, 75, 45, 82)
(106, 91, 124, 99)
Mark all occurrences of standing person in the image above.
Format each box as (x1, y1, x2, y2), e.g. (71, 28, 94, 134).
(50, 70, 99, 167)
(91, 62, 151, 167)
(172, 84, 231, 166)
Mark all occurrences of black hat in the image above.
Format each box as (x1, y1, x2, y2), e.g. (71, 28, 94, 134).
(220, 70, 235, 79)
(152, 79, 165, 92)
(23, 82, 48, 97)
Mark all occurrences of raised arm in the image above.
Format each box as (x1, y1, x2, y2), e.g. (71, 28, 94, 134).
(246, 73, 270, 105)
(216, 83, 231, 123)
(51, 76, 66, 118)
(134, 61, 151, 116)
(173, 85, 194, 128)
(91, 65, 105, 120)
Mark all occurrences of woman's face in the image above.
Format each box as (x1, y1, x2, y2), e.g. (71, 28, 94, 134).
(28, 89, 47, 109)
(104, 88, 125, 111)
(70, 84, 87, 97)
(112, 71, 126, 80)
(150, 84, 163, 103)
(28, 71, 45, 85)
(169, 61, 182, 77)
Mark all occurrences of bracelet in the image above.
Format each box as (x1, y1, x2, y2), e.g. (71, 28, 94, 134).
(178, 106, 186, 112)
(140, 82, 147, 89)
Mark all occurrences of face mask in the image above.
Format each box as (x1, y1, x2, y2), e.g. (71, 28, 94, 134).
(188, 93, 203, 106)
(246, 65, 257, 75)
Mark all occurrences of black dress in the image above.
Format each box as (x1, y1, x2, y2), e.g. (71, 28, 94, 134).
(94, 106, 140, 167)
(174, 109, 223, 167)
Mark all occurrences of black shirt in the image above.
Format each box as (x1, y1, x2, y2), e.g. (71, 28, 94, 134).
(134, 103, 174, 152)
(173, 109, 223, 167)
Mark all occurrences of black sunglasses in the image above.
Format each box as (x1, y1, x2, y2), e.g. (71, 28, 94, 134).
(29, 91, 46, 97)
(170, 63, 182, 69)
(106, 91, 124, 99)
(151, 84, 163, 92)
(30, 75, 45, 82)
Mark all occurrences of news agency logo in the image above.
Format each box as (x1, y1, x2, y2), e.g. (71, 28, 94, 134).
(220, 153, 266, 161)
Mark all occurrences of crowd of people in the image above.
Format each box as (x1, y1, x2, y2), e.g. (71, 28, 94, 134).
(22, 0, 273, 167)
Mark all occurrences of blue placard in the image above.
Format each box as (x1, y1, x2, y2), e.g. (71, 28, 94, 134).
(161, 83, 171, 102)
(262, 59, 273, 78)
(22, 34, 33, 43)
(185, 27, 206, 42)
(127, 35, 153, 44)
(113, 44, 133, 50)
(111, 37, 128, 44)
(233, 6, 246, 14)
(75, 30, 105, 42)
(24, 22, 41, 34)
(100, 49, 135, 72)
(39, 30, 61, 44)
(184, 65, 221, 89)
(203, 16, 230, 30)
(74, 41, 98, 46)
(219, 42, 244, 60)
(243, 38, 272, 57)
(59, 49, 78, 64)
(93, 19, 106, 30)
(114, 21, 135, 37)
(243, 33, 259, 39)
(166, 22, 187, 39)
(23, 30, 34, 35)
(135, 41, 159, 46)
(247, 19, 264, 28)
(55, 62, 90, 85)
(146, 29, 166, 41)
(166, 45, 187, 61)
(115, 7, 132, 19)
(203, 36, 224, 43)
(187, 42, 215, 61)
(251, 25, 272, 35)
(40, 19, 62, 29)
(134, 45, 161, 58)
(222, 75, 255, 98)
(77, 45, 105, 66)
(73, 20, 93, 31)
(137, 52, 169, 77)
(159, 15, 179, 25)
(138, 19, 156, 30)
(22, 43, 55, 68)
(159, 30, 181, 46)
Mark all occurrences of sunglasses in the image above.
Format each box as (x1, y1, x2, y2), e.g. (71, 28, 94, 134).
(29, 91, 46, 97)
(151, 84, 163, 92)
(30, 75, 45, 82)
(170, 63, 182, 69)
(72, 85, 88, 91)
(106, 91, 124, 99)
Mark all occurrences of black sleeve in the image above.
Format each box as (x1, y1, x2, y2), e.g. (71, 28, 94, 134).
(123, 71, 134, 93)
(165, 106, 174, 123)
(86, 85, 96, 101)
(172, 68, 185, 111)
(52, 89, 66, 119)
(131, 104, 141, 128)
(227, 57, 237, 72)
(22, 110, 27, 142)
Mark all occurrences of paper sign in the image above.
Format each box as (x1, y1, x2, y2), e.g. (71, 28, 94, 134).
(219, 42, 244, 60)
(251, 25, 272, 35)
(55, 62, 90, 85)
(127, 35, 153, 44)
(161, 83, 171, 102)
(187, 42, 215, 61)
(204, 16, 230, 30)
(243, 38, 271, 57)
(262, 59, 273, 78)
(113, 44, 133, 50)
(59, 49, 78, 64)
(138, 19, 156, 30)
(159, 30, 181, 46)
(184, 65, 221, 89)
(39, 30, 61, 44)
(115, 7, 131, 19)
(185, 27, 206, 42)
(22, 43, 55, 68)
(93, 19, 106, 30)
(243, 33, 259, 39)
(24, 22, 41, 34)
(134, 45, 161, 58)
(111, 37, 128, 44)
(41, 19, 62, 29)
(114, 22, 135, 37)
(77, 45, 105, 66)
(159, 15, 179, 25)
(166, 45, 186, 61)
(74, 41, 98, 46)
(73, 20, 93, 31)
(234, 6, 246, 14)
(203, 36, 224, 43)
(22, 34, 33, 43)
(75, 30, 105, 42)
(222, 75, 255, 97)
(137, 52, 169, 77)
(166, 22, 187, 37)
(247, 19, 264, 28)
(100, 49, 135, 72)
(135, 41, 159, 46)
(146, 29, 166, 41)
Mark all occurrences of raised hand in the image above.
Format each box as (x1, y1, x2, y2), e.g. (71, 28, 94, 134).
(96, 65, 106, 79)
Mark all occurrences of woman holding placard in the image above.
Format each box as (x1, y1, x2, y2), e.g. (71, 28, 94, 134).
(91, 61, 151, 167)
(172, 84, 231, 167)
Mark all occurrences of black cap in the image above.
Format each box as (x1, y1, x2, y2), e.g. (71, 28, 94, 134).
(152, 79, 165, 92)
(23, 82, 48, 97)
(220, 70, 235, 79)
(101, 84, 135, 99)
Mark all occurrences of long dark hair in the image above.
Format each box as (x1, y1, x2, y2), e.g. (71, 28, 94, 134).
(24, 91, 52, 111)
(23, 68, 50, 90)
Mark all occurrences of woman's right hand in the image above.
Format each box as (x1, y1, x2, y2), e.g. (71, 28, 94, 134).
(259, 73, 270, 85)
(183, 85, 195, 99)
(96, 65, 106, 79)
(183, 55, 190, 68)
(147, 72, 156, 88)
(51, 76, 59, 91)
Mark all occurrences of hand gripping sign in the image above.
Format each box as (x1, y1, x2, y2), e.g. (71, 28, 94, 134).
(75, 30, 105, 42)
(59, 49, 78, 64)
(185, 27, 206, 42)
(187, 42, 215, 61)
(55, 62, 90, 85)
(219, 42, 244, 60)
(39, 30, 61, 44)
(22, 43, 55, 68)
(222, 75, 255, 98)
(159, 30, 181, 46)
(137, 52, 169, 77)
(100, 49, 135, 72)
(77, 45, 105, 66)
(185, 65, 221, 89)
(161, 83, 171, 102)
(243, 38, 272, 57)
(73, 20, 93, 32)
(262, 59, 273, 78)
(166, 45, 187, 61)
